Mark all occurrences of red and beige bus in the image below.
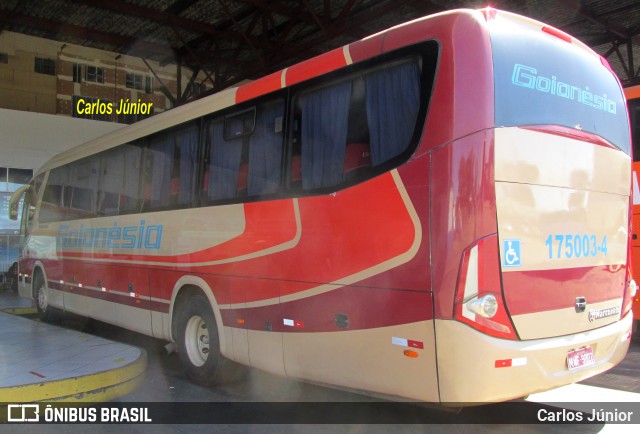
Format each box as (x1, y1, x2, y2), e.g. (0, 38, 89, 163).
(624, 84, 640, 331)
(9, 8, 634, 404)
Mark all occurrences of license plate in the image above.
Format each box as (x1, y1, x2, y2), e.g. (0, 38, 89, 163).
(566, 346, 595, 370)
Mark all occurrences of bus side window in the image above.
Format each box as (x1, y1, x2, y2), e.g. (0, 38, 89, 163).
(32, 172, 45, 200)
(291, 59, 421, 193)
(120, 144, 143, 213)
(40, 166, 68, 223)
(176, 124, 199, 207)
(247, 100, 284, 197)
(363, 61, 421, 167)
(344, 77, 372, 180)
(205, 118, 243, 202)
(68, 158, 99, 219)
(97, 148, 125, 216)
(145, 133, 175, 210)
(298, 80, 353, 190)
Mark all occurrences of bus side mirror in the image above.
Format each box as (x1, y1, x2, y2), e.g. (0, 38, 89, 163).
(8, 185, 30, 220)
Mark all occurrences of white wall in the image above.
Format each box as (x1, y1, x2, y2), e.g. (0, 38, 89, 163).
(0, 108, 125, 172)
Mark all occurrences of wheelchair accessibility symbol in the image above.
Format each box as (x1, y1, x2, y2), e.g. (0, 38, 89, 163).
(503, 239, 521, 267)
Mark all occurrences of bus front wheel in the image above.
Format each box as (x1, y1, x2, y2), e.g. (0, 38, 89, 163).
(33, 272, 56, 322)
(175, 292, 227, 386)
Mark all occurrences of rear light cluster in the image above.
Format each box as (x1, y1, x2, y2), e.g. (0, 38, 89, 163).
(622, 229, 635, 319)
(622, 269, 636, 320)
(454, 235, 518, 340)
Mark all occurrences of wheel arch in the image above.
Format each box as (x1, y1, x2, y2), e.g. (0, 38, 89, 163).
(30, 261, 48, 300)
(168, 276, 230, 358)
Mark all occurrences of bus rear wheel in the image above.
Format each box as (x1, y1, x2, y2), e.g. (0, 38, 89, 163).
(175, 292, 239, 386)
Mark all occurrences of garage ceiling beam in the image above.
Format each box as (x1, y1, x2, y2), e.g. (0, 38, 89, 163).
(70, 0, 254, 44)
(555, 0, 630, 40)
(0, 7, 171, 57)
(206, 0, 427, 92)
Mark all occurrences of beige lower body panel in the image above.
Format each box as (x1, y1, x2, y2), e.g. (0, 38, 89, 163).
(247, 329, 286, 377)
(511, 298, 623, 339)
(62, 291, 153, 337)
(282, 320, 438, 402)
(435, 314, 631, 403)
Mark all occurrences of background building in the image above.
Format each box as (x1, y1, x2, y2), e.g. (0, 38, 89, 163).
(0, 31, 206, 273)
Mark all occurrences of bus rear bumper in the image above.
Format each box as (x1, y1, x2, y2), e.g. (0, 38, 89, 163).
(434, 313, 632, 404)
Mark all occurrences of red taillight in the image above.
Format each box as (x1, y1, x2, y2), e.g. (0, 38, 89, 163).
(622, 211, 634, 319)
(622, 248, 635, 319)
(622, 277, 634, 319)
(454, 235, 518, 340)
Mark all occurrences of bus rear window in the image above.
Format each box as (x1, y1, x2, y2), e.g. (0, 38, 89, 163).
(491, 23, 630, 154)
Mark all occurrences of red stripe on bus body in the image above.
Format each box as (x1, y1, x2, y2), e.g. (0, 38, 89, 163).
(502, 265, 625, 316)
(236, 70, 284, 103)
(285, 47, 348, 86)
(219, 285, 432, 332)
(55, 174, 419, 306)
(224, 174, 416, 303)
(347, 37, 384, 64)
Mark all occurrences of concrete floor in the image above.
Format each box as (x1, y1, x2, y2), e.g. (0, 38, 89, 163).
(0, 290, 146, 402)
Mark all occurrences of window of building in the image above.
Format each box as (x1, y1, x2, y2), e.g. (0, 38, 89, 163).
(145, 76, 153, 94)
(0, 52, 8, 64)
(86, 65, 104, 83)
(73, 63, 82, 83)
(126, 72, 144, 90)
(34, 57, 56, 75)
(191, 82, 207, 98)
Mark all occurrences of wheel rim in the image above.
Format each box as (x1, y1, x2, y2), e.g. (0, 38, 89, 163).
(185, 315, 209, 367)
(37, 285, 48, 311)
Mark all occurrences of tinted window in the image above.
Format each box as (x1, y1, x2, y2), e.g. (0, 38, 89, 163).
(491, 24, 630, 154)
(68, 158, 99, 218)
(120, 145, 143, 213)
(291, 59, 422, 192)
(144, 123, 199, 211)
(98, 148, 126, 216)
(203, 99, 284, 203)
(40, 167, 68, 223)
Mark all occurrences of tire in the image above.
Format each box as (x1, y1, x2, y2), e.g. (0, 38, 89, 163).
(33, 271, 57, 322)
(174, 292, 242, 386)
